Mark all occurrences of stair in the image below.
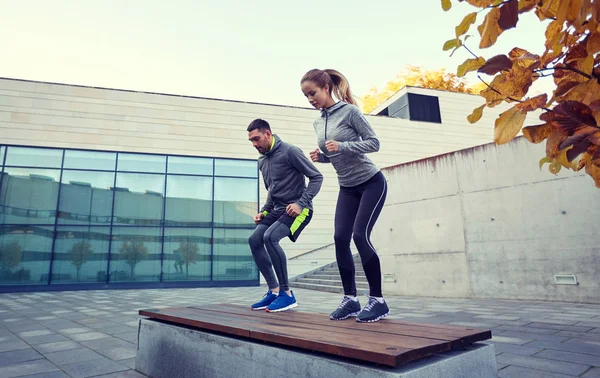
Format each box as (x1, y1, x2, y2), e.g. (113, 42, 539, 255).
(290, 253, 369, 294)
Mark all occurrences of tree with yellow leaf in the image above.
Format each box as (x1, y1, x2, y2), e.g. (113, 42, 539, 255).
(360, 65, 486, 113)
(443, 0, 600, 187)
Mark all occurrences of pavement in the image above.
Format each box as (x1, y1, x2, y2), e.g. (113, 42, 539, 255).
(0, 286, 599, 378)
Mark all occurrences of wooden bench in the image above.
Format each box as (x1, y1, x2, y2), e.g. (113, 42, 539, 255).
(136, 304, 497, 377)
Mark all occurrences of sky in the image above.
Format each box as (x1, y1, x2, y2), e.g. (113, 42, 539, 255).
(0, 0, 552, 108)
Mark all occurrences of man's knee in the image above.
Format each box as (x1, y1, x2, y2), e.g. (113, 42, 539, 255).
(248, 231, 264, 249)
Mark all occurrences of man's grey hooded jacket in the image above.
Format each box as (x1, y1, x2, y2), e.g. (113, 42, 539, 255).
(258, 135, 323, 214)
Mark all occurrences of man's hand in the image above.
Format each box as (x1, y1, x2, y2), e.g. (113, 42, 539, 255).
(286, 203, 302, 217)
(254, 213, 265, 224)
(309, 148, 320, 162)
(325, 140, 339, 152)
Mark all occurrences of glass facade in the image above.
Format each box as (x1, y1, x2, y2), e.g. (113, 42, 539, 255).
(0, 145, 259, 291)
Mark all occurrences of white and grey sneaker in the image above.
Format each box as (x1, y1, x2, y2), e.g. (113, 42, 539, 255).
(356, 296, 389, 323)
(330, 296, 361, 320)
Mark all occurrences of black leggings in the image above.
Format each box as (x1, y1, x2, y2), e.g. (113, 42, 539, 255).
(334, 171, 387, 297)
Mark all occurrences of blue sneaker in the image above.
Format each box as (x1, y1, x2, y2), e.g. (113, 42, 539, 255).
(266, 291, 297, 312)
(251, 291, 278, 310)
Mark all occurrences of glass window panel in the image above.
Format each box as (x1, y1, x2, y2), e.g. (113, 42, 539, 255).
(163, 228, 211, 281)
(113, 173, 164, 226)
(63, 150, 116, 171)
(165, 175, 212, 227)
(51, 226, 110, 284)
(214, 159, 257, 178)
(212, 228, 257, 281)
(167, 156, 213, 176)
(0, 168, 60, 225)
(5, 147, 63, 168)
(117, 153, 166, 173)
(0, 146, 5, 166)
(58, 171, 115, 226)
(0, 225, 53, 285)
(109, 227, 161, 282)
(213, 178, 257, 228)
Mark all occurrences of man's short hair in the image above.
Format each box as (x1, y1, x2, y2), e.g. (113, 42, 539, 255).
(247, 119, 271, 133)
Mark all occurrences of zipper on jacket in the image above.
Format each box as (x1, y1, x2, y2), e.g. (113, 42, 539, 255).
(324, 111, 329, 141)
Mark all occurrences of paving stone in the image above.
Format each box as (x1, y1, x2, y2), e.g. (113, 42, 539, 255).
(69, 332, 111, 342)
(496, 325, 559, 335)
(582, 368, 600, 377)
(527, 322, 594, 332)
(494, 330, 569, 343)
(0, 338, 31, 353)
(498, 365, 576, 378)
(92, 370, 147, 378)
(0, 360, 61, 378)
(534, 349, 600, 367)
(44, 347, 105, 365)
(19, 370, 71, 378)
(60, 355, 129, 378)
(25, 333, 70, 345)
(33, 340, 81, 354)
(486, 342, 544, 356)
(490, 335, 535, 345)
(0, 348, 43, 367)
(496, 352, 590, 376)
(525, 340, 600, 356)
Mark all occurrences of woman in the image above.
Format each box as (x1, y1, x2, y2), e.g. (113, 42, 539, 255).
(300, 68, 389, 323)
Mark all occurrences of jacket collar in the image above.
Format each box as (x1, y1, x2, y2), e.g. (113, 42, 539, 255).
(320, 101, 347, 117)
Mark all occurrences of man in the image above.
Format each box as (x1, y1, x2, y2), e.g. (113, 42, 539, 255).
(247, 118, 323, 312)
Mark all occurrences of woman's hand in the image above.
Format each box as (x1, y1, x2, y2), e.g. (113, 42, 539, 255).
(325, 140, 339, 152)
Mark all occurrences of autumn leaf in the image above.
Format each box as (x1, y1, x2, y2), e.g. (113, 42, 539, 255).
(560, 79, 600, 105)
(498, 0, 519, 30)
(456, 12, 477, 37)
(585, 159, 600, 187)
(494, 105, 528, 144)
(478, 8, 502, 48)
(539, 155, 553, 170)
(551, 101, 598, 134)
(587, 31, 600, 54)
(523, 123, 554, 143)
(442, 0, 452, 11)
(478, 54, 513, 75)
(545, 130, 568, 158)
(509, 47, 541, 69)
(557, 0, 584, 24)
(467, 104, 485, 123)
(518, 0, 538, 13)
(457, 56, 486, 77)
(443, 38, 462, 51)
(516, 94, 548, 112)
(464, 0, 497, 6)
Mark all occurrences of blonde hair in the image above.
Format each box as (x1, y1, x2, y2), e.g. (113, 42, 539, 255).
(301, 68, 356, 105)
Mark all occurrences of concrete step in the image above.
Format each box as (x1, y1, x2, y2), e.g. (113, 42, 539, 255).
(293, 282, 370, 294)
(296, 278, 363, 287)
(300, 275, 368, 283)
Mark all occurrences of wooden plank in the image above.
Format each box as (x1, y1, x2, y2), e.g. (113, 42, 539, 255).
(191, 304, 491, 347)
(139, 305, 492, 368)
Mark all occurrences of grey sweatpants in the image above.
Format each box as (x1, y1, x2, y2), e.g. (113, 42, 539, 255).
(248, 222, 292, 291)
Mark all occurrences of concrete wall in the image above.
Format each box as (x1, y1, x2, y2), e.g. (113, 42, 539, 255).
(0, 78, 538, 260)
(373, 136, 600, 303)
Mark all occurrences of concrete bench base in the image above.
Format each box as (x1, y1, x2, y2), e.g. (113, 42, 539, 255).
(135, 318, 497, 378)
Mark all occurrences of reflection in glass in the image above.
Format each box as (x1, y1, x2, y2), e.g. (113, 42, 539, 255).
(109, 227, 161, 282)
(163, 228, 211, 281)
(0, 225, 53, 285)
(113, 173, 164, 226)
(214, 159, 257, 178)
(117, 153, 166, 173)
(0, 168, 61, 225)
(63, 150, 116, 171)
(165, 175, 212, 226)
(212, 228, 256, 281)
(167, 156, 213, 176)
(213, 178, 257, 228)
(58, 171, 115, 225)
(0, 146, 5, 165)
(52, 226, 110, 284)
(5, 147, 63, 168)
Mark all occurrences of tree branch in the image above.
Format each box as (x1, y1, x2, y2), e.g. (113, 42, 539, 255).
(463, 44, 479, 59)
(535, 66, 595, 79)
